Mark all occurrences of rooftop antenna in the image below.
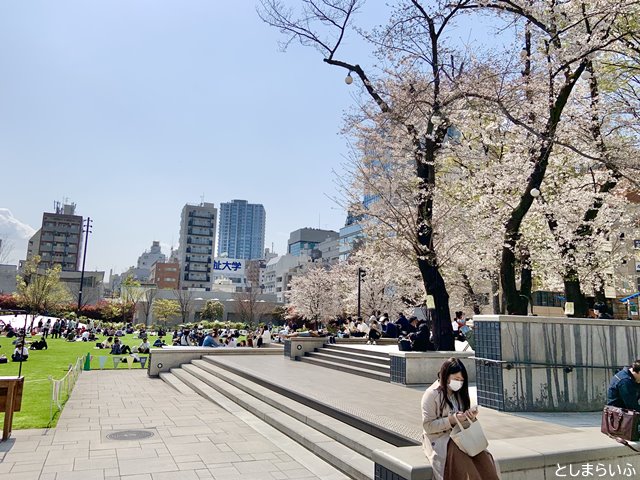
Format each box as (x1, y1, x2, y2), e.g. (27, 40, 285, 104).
(200, 193, 205, 205)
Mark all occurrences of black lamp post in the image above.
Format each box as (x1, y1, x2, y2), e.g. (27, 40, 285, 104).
(357, 268, 366, 318)
(77, 217, 92, 312)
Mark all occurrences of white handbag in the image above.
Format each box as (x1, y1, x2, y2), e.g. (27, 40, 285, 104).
(450, 413, 489, 457)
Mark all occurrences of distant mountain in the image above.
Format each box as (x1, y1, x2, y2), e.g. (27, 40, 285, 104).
(0, 208, 36, 266)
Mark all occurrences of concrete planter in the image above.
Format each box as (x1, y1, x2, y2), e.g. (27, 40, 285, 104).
(388, 351, 476, 386)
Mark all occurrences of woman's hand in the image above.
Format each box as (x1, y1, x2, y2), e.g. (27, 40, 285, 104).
(464, 407, 479, 421)
(449, 412, 468, 426)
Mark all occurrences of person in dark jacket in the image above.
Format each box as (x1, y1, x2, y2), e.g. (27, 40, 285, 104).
(607, 360, 640, 410)
(395, 313, 410, 335)
(411, 323, 435, 352)
(382, 318, 398, 338)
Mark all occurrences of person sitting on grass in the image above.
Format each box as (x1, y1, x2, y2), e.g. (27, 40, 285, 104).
(100, 337, 113, 349)
(30, 338, 48, 350)
(138, 338, 151, 354)
(110, 338, 132, 355)
(12, 343, 29, 362)
(202, 332, 219, 348)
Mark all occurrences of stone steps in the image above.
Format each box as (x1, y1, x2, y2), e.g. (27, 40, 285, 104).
(300, 356, 391, 382)
(164, 360, 396, 480)
(324, 344, 392, 359)
(299, 344, 391, 382)
(315, 346, 391, 365)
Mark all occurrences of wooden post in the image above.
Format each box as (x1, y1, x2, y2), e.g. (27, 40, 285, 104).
(0, 377, 24, 441)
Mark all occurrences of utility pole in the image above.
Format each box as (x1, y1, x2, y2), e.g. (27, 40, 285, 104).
(77, 217, 93, 311)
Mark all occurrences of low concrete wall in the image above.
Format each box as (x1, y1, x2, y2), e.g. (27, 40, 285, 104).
(389, 351, 476, 385)
(284, 338, 327, 360)
(373, 433, 639, 480)
(474, 315, 640, 411)
(148, 346, 281, 377)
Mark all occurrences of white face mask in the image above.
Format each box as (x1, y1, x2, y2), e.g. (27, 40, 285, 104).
(449, 379, 464, 392)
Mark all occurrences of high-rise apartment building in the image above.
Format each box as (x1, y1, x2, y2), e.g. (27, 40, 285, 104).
(27, 202, 83, 272)
(217, 199, 266, 260)
(178, 202, 217, 291)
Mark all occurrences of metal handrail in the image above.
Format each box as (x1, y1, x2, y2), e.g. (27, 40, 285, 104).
(471, 356, 623, 371)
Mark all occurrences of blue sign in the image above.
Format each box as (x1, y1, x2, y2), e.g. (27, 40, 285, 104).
(213, 260, 242, 271)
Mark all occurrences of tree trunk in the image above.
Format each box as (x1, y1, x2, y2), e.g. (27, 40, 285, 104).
(418, 258, 454, 351)
(413, 123, 454, 351)
(563, 272, 589, 318)
(520, 252, 533, 314)
(501, 59, 586, 315)
(491, 272, 501, 314)
(461, 272, 481, 315)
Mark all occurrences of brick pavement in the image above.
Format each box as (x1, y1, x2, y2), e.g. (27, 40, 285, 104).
(0, 370, 349, 480)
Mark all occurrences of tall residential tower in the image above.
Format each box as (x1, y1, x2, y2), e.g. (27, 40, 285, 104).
(26, 202, 83, 272)
(178, 202, 217, 291)
(217, 199, 265, 260)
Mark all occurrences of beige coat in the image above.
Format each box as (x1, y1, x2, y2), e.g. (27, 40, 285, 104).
(421, 381, 460, 480)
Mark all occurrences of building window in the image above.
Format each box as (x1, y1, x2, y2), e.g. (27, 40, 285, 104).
(532, 291, 563, 308)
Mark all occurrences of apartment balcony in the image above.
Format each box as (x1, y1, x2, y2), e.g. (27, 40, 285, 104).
(188, 219, 213, 227)
(186, 247, 212, 254)
(186, 256, 211, 264)
(188, 211, 214, 219)
(188, 227, 213, 236)
(186, 237, 213, 246)
(183, 273, 210, 282)
(188, 266, 210, 273)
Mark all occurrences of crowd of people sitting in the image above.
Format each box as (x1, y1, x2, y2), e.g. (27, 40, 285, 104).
(1, 308, 477, 363)
(167, 325, 274, 348)
(0, 318, 154, 362)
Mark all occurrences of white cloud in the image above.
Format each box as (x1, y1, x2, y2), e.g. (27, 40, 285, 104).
(0, 208, 36, 265)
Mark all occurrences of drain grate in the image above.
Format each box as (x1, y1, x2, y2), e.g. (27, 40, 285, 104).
(106, 430, 154, 441)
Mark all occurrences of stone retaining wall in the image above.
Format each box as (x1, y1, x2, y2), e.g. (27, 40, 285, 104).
(474, 315, 640, 411)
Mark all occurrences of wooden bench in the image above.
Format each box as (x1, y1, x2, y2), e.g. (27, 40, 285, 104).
(0, 376, 24, 441)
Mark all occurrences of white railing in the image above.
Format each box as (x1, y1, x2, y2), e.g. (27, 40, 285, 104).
(49, 356, 83, 423)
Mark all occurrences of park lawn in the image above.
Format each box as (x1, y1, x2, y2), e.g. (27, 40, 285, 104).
(0, 333, 157, 429)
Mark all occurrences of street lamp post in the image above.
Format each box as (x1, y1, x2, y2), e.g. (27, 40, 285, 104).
(77, 217, 92, 312)
(357, 268, 366, 318)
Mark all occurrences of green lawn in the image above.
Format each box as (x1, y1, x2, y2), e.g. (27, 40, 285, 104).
(0, 333, 157, 429)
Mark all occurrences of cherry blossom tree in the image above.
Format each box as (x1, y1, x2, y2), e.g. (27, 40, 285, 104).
(287, 264, 340, 323)
(260, 0, 496, 348)
(455, 0, 639, 314)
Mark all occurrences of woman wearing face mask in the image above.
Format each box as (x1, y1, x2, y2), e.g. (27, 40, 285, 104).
(421, 358, 500, 480)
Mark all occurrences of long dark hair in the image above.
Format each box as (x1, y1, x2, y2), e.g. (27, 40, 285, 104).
(436, 357, 470, 413)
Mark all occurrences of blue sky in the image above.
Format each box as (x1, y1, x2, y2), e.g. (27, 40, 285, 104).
(0, 1, 509, 275)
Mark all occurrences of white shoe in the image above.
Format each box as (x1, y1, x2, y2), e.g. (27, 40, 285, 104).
(366, 341, 371, 345)
(372, 341, 377, 345)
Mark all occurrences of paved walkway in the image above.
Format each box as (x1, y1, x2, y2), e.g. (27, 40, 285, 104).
(206, 354, 602, 443)
(0, 370, 349, 480)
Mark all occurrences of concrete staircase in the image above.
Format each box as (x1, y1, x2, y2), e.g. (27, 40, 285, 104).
(300, 344, 391, 382)
(160, 355, 410, 480)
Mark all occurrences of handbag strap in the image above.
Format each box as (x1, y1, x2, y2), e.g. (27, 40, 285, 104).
(606, 434, 640, 453)
(453, 413, 472, 430)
